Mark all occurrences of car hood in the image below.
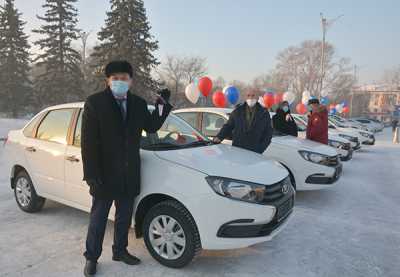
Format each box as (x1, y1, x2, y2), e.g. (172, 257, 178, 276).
(155, 144, 288, 185)
(272, 135, 338, 156)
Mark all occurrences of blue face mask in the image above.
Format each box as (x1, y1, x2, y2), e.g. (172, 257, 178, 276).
(110, 80, 129, 98)
(307, 105, 313, 112)
(282, 106, 289, 113)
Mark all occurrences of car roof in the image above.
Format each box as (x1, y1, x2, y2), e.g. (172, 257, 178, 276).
(174, 107, 234, 114)
(43, 102, 155, 111)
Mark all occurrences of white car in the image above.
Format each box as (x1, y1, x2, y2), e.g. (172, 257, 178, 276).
(351, 117, 385, 132)
(292, 114, 362, 150)
(4, 103, 295, 268)
(174, 108, 343, 191)
(328, 116, 375, 145)
(292, 116, 353, 161)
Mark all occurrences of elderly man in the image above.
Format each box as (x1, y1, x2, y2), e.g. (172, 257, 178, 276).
(81, 61, 172, 276)
(213, 90, 272, 154)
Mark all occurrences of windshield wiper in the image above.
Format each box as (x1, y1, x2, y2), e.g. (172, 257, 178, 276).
(142, 142, 180, 150)
(180, 140, 213, 148)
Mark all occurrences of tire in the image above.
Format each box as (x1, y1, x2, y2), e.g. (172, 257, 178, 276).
(143, 200, 201, 268)
(14, 170, 46, 213)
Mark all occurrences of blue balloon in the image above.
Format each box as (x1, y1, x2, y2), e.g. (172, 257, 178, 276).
(329, 108, 337, 115)
(225, 86, 240, 104)
(341, 100, 348, 107)
(320, 96, 329, 105)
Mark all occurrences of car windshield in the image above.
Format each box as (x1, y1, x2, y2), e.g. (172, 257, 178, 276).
(141, 112, 211, 151)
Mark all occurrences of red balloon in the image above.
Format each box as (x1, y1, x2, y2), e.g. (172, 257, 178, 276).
(342, 106, 350, 113)
(274, 93, 283, 105)
(198, 77, 213, 97)
(212, 91, 226, 108)
(296, 103, 307, 114)
(263, 93, 274, 108)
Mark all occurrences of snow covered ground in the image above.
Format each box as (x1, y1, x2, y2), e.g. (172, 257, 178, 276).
(0, 120, 399, 277)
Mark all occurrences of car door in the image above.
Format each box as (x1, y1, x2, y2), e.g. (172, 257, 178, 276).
(24, 108, 75, 198)
(200, 112, 227, 138)
(64, 109, 92, 209)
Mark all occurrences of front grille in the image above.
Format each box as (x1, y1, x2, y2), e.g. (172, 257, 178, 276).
(349, 137, 359, 143)
(262, 178, 291, 203)
(321, 155, 339, 167)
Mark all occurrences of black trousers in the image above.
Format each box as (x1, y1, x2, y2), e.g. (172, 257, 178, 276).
(84, 197, 134, 262)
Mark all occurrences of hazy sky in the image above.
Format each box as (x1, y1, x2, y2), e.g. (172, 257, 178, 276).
(14, 0, 400, 84)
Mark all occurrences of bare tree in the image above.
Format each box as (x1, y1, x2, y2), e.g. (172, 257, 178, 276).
(158, 54, 207, 107)
(273, 40, 354, 102)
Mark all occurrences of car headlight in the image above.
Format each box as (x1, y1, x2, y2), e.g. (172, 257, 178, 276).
(298, 150, 328, 164)
(338, 134, 354, 141)
(206, 176, 281, 204)
(328, 140, 343, 148)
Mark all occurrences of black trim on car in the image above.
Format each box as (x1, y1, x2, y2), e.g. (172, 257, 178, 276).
(340, 148, 353, 161)
(217, 187, 295, 238)
(305, 164, 343, 184)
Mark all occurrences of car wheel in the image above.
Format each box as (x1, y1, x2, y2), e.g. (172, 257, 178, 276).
(14, 170, 45, 213)
(143, 200, 201, 268)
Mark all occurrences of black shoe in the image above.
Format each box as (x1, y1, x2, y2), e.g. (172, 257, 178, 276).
(84, 260, 97, 276)
(112, 251, 141, 265)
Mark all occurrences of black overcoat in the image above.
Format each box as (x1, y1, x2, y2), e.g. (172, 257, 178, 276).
(216, 103, 272, 154)
(272, 108, 298, 137)
(81, 88, 172, 200)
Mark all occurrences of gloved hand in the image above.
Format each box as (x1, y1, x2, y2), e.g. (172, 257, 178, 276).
(156, 88, 171, 104)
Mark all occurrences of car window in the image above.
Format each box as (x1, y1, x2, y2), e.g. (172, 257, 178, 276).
(73, 110, 82, 147)
(202, 113, 226, 137)
(141, 113, 209, 150)
(36, 109, 75, 144)
(176, 112, 198, 129)
(23, 112, 44, 138)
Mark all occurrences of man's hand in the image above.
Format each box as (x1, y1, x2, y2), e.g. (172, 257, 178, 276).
(157, 88, 171, 104)
(213, 137, 222, 144)
(86, 178, 103, 189)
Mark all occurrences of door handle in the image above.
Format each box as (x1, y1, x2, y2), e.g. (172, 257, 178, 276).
(66, 155, 80, 162)
(25, 146, 36, 152)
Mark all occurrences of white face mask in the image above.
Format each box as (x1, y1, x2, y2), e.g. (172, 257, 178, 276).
(246, 99, 257, 107)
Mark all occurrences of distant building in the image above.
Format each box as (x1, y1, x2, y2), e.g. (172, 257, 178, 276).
(350, 84, 400, 123)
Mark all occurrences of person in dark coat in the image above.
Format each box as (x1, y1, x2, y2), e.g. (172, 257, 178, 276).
(272, 101, 298, 137)
(213, 90, 272, 154)
(306, 98, 328, 144)
(81, 61, 172, 276)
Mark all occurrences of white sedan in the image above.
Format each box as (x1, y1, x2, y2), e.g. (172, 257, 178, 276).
(4, 103, 295, 268)
(174, 108, 343, 191)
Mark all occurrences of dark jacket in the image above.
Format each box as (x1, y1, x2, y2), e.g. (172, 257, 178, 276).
(81, 88, 172, 200)
(217, 102, 272, 154)
(272, 108, 298, 137)
(306, 105, 328, 144)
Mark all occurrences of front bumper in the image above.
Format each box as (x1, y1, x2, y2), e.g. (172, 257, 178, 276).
(362, 137, 375, 145)
(340, 148, 353, 161)
(217, 187, 295, 238)
(305, 163, 343, 185)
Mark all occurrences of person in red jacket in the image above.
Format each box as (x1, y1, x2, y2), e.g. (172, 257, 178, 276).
(306, 98, 328, 144)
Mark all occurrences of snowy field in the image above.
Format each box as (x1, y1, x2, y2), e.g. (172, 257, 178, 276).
(0, 120, 399, 277)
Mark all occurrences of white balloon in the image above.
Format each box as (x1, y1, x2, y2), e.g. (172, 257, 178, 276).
(185, 83, 200, 104)
(302, 90, 311, 104)
(258, 96, 265, 107)
(336, 104, 343, 113)
(283, 91, 295, 104)
(222, 85, 231, 94)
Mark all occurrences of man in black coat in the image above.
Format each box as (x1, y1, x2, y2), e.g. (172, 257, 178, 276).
(81, 61, 172, 276)
(272, 101, 298, 137)
(213, 90, 272, 154)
